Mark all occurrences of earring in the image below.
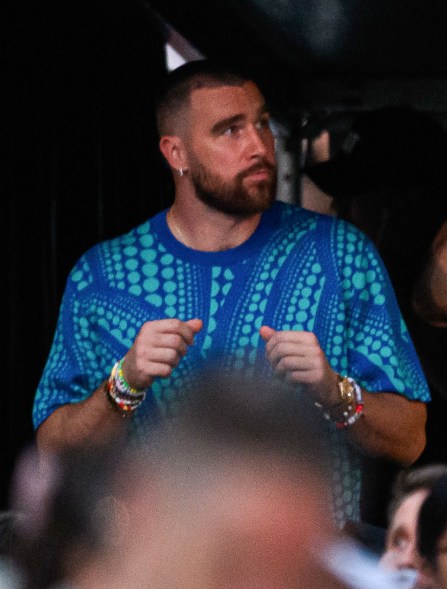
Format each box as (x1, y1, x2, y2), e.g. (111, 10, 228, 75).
(179, 168, 184, 177)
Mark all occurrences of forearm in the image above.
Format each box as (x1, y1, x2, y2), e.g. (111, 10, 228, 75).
(36, 382, 128, 454)
(345, 391, 427, 466)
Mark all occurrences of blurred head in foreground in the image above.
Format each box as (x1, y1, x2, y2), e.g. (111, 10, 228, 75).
(11, 373, 342, 589)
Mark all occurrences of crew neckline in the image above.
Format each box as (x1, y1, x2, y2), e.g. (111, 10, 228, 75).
(151, 201, 282, 266)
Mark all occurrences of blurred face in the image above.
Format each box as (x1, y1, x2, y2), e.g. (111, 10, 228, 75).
(184, 82, 277, 216)
(381, 490, 429, 573)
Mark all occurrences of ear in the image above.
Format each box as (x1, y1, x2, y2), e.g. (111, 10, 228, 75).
(159, 135, 187, 173)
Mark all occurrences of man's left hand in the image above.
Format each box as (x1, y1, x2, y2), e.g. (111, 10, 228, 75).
(260, 326, 339, 407)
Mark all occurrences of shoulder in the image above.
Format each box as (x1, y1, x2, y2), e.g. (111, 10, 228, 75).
(67, 213, 162, 291)
(271, 201, 372, 248)
(96, 218, 155, 259)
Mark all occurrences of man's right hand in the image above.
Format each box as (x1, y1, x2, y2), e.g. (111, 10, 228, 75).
(121, 318, 203, 390)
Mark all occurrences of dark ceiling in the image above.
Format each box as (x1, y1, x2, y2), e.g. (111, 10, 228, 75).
(147, 0, 447, 126)
(4, 0, 447, 132)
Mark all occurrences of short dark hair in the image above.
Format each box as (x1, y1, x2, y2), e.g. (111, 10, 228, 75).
(418, 473, 447, 566)
(387, 464, 447, 525)
(155, 59, 251, 136)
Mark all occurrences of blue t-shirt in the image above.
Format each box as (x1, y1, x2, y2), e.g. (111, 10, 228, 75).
(33, 201, 430, 524)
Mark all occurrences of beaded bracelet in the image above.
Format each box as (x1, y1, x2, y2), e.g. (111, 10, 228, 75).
(105, 382, 133, 419)
(106, 360, 147, 418)
(335, 402, 364, 429)
(316, 375, 364, 429)
(116, 358, 142, 395)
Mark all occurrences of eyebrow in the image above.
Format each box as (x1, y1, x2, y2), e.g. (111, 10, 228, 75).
(211, 114, 245, 135)
(210, 104, 270, 135)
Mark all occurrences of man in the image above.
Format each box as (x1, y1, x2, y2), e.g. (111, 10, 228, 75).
(380, 464, 447, 583)
(33, 60, 429, 525)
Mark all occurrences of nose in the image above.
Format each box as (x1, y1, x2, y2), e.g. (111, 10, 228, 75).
(398, 544, 423, 571)
(245, 124, 271, 159)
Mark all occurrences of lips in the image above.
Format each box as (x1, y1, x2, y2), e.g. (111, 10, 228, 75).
(247, 170, 271, 181)
(243, 164, 275, 182)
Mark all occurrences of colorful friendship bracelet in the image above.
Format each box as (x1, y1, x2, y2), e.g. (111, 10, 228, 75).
(105, 359, 147, 418)
(117, 358, 142, 395)
(105, 383, 134, 419)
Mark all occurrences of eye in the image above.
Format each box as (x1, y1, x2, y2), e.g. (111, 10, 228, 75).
(390, 533, 410, 552)
(223, 125, 241, 137)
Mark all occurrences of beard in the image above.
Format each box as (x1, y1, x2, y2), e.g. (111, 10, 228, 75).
(190, 160, 277, 217)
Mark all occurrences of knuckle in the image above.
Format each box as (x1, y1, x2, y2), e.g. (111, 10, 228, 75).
(159, 365, 172, 378)
(171, 318, 183, 330)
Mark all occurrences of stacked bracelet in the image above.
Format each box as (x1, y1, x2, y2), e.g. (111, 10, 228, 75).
(316, 374, 364, 430)
(335, 401, 364, 429)
(105, 360, 147, 418)
(334, 375, 364, 429)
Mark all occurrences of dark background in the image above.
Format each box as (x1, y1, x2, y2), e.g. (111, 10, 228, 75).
(2, 0, 170, 506)
(3, 0, 447, 512)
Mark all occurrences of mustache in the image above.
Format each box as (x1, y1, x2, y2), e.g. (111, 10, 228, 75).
(240, 160, 276, 177)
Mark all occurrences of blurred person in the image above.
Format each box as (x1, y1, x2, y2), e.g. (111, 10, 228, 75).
(380, 465, 447, 585)
(33, 60, 430, 526)
(303, 106, 447, 523)
(13, 374, 425, 589)
(11, 374, 352, 589)
(417, 473, 447, 589)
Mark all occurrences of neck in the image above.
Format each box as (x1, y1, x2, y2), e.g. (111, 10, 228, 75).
(167, 201, 263, 252)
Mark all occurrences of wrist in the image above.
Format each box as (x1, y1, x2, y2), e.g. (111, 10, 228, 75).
(105, 360, 148, 418)
(315, 374, 364, 429)
(120, 357, 155, 391)
(313, 371, 345, 411)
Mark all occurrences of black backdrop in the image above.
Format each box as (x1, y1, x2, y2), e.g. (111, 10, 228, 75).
(2, 0, 171, 507)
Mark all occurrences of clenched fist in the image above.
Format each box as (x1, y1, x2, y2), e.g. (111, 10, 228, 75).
(260, 326, 339, 407)
(121, 318, 203, 390)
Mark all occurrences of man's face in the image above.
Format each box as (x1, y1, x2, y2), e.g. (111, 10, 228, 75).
(381, 489, 428, 570)
(183, 82, 277, 216)
(380, 489, 430, 585)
